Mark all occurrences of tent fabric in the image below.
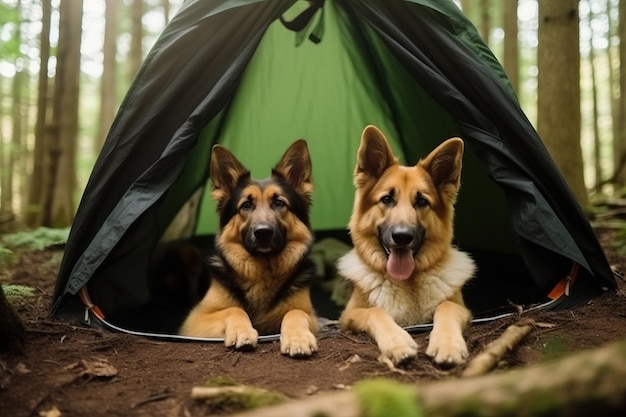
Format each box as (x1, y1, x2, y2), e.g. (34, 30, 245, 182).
(51, 0, 615, 333)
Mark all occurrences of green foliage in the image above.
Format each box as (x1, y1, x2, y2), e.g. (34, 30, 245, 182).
(197, 376, 289, 414)
(1, 227, 70, 251)
(540, 336, 570, 361)
(0, 246, 14, 269)
(0, 2, 20, 59)
(1, 284, 35, 301)
(354, 378, 423, 417)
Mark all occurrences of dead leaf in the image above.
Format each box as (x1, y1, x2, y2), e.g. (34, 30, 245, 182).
(14, 363, 31, 374)
(79, 359, 118, 379)
(338, 354, 361, 371)
(38, 406, 61, 417)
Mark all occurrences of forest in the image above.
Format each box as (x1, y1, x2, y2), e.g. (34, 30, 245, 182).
(0, 0, 624, 227)
(1, 1, 626, 417)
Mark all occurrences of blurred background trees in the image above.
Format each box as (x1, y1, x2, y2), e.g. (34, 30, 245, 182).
(0, 0, 622, 230)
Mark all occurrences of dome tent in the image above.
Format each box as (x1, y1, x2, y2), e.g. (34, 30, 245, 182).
(51, 0, 615, 337)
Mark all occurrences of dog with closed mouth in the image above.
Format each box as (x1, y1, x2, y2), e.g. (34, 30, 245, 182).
(338, 125, 475, 367)
(179, 140, 319, 357)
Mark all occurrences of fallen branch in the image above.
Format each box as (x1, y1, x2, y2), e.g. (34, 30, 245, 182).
(461, 319, 534, 378)
(191, 385, 269, 399)
(231, 338, 626, 417)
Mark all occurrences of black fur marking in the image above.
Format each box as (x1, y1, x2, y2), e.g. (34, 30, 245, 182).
(217, 176, 311, 229)
(269, 174, 311, 227)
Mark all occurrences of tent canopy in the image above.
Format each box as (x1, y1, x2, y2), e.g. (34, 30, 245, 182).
(51, 0, 615, 335)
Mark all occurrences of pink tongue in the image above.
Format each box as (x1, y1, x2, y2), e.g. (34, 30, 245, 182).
(387, 248, 415, 280)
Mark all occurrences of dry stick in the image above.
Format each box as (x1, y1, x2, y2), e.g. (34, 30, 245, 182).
(230, 338, 626, 417)
(461, 319, 535, 378)
(191, 385, 269, 399)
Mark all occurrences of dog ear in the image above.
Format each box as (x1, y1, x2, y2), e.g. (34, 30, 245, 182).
(420, 137, 464, 201)
(210, 145, 250, 201)
(272, 139, 313, 197)
(355, 125, 398, 185)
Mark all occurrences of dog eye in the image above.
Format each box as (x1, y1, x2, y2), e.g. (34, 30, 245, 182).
(273, 199, 286, 208)
(240, 200, 254, 211)
(416, 195, 429, 208)
(380, 195, 394, 206)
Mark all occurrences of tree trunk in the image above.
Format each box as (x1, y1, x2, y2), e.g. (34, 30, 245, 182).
(537, 0, 589, 212)
(585, 2, 602, 193)
(129, 0, 143, 82)
(615, 0, 626, 187)
(42, 0, 83, 227)
(98, 0, 119, 150)
(163, 0, 171, 25)
(0, 77, 11, 223)
(233, 339, 626, 417)
(0, 285, 24, 354)
(24, 0, 52, 228)
(502, 0, 519, 94)
(479, 0, 491, 44)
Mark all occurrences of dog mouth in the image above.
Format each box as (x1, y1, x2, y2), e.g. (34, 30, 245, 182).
(379, 226, 424, 280)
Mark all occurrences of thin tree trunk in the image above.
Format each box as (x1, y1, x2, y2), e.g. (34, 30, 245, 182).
(586, 2, 602, 193)
(607, 0, 619, 187)
(98, 0, 119, 150)
(502, 0, 519, 94)
(42, 0, 83, 227)
(163, 0, 170, 25)
(479, 0, 491, 44)
(129, 0, 143, 82)
(0, 77, 11, 222)
(537, 0, 589, 212)
(615, 0, 626, 186)
(25, 0, 52, 227)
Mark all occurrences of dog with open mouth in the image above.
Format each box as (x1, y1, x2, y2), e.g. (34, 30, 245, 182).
(338, 125, 475, 367)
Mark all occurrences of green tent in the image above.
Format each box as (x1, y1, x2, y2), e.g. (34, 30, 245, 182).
(51, 0, 615, 338)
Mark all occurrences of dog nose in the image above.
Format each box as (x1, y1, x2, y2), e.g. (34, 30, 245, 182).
(391, 227, 414, 246)
(254, 225, 274, 240)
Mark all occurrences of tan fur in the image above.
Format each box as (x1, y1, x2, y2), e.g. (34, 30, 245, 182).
(338, 125, 475, 366)
(180, 140, 319, 357)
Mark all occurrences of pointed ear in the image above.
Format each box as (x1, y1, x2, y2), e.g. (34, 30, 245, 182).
(355, 125, 398, 186)
(420, 137, 464, 201)
(272, 139, 313, 197)
(210, 145, 249, 202)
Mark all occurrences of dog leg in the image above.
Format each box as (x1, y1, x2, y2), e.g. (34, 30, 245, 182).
(280, 309, 318, 357)
(341, 307, 418, 365)
(425, 300, 470, 366)
(180, 306, 258, 349)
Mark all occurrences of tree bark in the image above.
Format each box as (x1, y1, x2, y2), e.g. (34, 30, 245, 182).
(232, 339, 626, 417)
(42, 0, 83, 227)
(24, 0, 52, 227)
(128, 0, 143, 82)
(98, 0, 119, 150)
(0, 285, 24, 354)
(502, 0, 519, 94)
(615, 0, 626, 187)
(537, 0, 589, 212)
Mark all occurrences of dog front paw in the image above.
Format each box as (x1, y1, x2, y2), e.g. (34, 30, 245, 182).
(280, 329, 318, 357)
(425, 331, 468, 367)
(225, 325, 259, 350)
(377, 329, 418, 365)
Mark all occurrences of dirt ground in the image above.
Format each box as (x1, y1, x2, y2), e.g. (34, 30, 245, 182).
(1, 230, 626, 417)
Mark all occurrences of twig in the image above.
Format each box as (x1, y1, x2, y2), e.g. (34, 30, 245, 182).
(461, 319, 534, 378)
(131, 393, 174, 409)
(191, 385, 268, 400)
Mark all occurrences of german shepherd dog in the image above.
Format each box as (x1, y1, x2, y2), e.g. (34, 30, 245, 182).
(338, 125, 475, 367)
(179, 140, 319, 357)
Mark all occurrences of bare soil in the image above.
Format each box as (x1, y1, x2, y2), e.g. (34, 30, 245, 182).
(1, 231, 626, 417)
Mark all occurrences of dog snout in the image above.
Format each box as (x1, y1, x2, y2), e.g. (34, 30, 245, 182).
(391, 227, 415, 246)
(253, 224, 274, 240)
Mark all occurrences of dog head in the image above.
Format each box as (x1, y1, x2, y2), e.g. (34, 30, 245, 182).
(210, 140, 313, 257)
(349, 125, 464, 279)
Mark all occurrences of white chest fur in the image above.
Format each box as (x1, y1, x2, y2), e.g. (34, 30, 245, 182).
(338, 249, 475, 327)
